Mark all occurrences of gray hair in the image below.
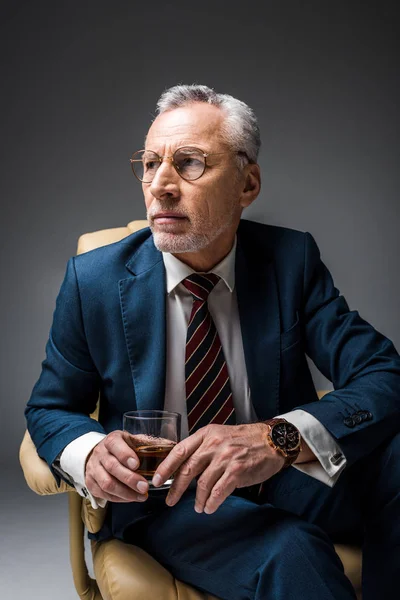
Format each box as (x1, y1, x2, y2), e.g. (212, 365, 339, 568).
(154, 84, 261, 169)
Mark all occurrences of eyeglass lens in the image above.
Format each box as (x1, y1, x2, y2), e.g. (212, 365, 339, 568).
(131, 147, 206, 182)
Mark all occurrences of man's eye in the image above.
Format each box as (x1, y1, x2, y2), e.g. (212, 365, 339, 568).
(179, 156, 204, 169)
(181, 157, 198, 166)
(144, 161, 158, 170)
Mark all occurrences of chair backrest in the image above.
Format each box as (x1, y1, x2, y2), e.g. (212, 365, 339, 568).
(77, 220, 149, 254)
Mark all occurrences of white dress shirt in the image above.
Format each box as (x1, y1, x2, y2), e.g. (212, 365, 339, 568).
(60, 238, 346, 508)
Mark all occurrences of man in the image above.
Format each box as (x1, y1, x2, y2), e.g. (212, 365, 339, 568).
(26, 84, 400, 600)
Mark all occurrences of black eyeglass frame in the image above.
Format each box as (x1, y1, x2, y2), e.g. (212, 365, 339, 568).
(130, 146, 249, 183)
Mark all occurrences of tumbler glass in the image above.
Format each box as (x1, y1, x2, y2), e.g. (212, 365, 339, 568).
(123, 410, 181, 490)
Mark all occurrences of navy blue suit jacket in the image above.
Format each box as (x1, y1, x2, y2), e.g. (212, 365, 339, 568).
(25, 220, 400, 541)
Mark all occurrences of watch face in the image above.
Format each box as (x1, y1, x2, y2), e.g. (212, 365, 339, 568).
(271, 421, 300, 452)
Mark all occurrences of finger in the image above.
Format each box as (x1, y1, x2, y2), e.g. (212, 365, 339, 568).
(86, 472, 135, 503)
(86, 480, 139, 504)
(152, 429, 205, 488)
(104, 431, 140, 470)
(88, 463, 148, 502)
(99, 452, 149, 495)
(203, 471, 238, 515)
(193, 464, 226, 513)
(165, 453, 210, 507)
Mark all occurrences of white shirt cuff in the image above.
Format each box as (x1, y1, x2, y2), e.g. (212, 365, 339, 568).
(277, 409, 347, 487)
(59, 432, 108, 509)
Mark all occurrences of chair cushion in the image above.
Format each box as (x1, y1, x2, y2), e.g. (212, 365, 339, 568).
(92, 538, 361, 600)
(91, 539, 219, 600)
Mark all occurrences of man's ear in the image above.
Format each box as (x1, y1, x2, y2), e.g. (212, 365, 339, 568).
(240, 164, 261, 208)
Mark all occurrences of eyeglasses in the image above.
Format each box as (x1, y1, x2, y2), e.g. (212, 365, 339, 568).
(130, 146, 248, 183)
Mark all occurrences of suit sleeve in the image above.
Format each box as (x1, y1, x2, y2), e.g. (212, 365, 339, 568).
(296, 232, 400, 467)
(25, 257, 105, 484)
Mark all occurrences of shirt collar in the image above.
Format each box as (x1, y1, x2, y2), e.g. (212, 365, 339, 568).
(162, 237, 236, 294)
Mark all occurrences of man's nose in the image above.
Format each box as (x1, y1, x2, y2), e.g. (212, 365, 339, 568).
(149, 159, 180, 199)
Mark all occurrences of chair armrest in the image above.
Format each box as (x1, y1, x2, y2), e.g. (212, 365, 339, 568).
(19, 430, 72, 495)
(69, 493, 103, 600)
(82, 499, 107, 534)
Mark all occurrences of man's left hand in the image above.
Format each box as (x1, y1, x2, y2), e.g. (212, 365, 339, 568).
(151, 423, 285, 514)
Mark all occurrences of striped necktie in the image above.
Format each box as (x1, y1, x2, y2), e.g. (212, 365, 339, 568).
(182, 273, 236, 434)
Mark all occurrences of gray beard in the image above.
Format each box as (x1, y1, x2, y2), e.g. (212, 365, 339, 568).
(151, 229, 212, 254)
(150, 214, 236, 255)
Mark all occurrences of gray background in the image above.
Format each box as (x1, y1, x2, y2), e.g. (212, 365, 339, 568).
(1, 1, 398, 598)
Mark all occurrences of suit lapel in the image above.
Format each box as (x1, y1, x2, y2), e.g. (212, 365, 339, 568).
(235, 232, 281, 420)
(119, 236, 166, 412)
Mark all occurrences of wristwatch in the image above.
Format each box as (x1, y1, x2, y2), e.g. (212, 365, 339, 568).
(262, 418, 302, 468)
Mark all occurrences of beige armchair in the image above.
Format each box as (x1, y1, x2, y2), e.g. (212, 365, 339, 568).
(19, 220, 362, 599)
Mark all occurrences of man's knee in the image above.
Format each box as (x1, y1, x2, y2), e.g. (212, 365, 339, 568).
(255, 513, 353, 597)
(261, 510, 336, 562)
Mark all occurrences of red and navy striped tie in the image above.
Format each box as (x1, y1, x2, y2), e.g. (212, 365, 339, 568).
(183, 273, 236, 434)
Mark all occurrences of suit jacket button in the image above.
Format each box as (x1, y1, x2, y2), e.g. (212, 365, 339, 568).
(354, 414, 363, 425)
(366, 411, 373, 420)
(344, 417, 355, 428)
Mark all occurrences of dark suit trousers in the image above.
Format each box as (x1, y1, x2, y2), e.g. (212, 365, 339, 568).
(124, 433, 400, 600)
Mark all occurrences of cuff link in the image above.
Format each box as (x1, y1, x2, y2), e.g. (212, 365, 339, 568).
(330, 452, 344, 466)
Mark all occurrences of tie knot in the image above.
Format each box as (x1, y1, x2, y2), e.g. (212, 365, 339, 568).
(182, 273, 220, 302)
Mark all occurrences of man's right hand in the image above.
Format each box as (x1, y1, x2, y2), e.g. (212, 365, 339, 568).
(85, 430, 149, 503)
